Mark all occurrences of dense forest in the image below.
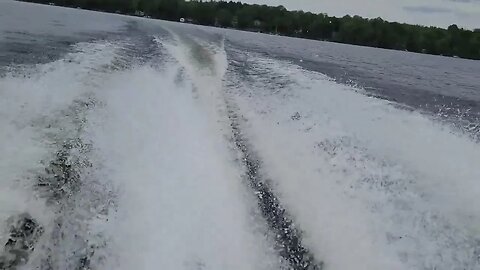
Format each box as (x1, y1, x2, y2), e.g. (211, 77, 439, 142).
(23, 0, 480, 60)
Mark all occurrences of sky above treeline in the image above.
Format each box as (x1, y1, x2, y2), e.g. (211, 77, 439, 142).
(241, 0, 480, 29)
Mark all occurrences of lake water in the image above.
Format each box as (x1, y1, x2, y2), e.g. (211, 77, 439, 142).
(1, 1, 480, 269)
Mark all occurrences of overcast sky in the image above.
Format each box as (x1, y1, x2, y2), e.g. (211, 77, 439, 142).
(241, 0, 480, 29)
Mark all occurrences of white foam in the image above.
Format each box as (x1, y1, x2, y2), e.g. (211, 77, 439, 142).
(226, 53, 480, 269)
(0, 41, 117, 246)
(84, 42, 281, 269)
(1, 33, 282, 269)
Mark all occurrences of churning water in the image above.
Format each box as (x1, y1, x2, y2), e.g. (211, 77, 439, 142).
(1, 1, 480, 269)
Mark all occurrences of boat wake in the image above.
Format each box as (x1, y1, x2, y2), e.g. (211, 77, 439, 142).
(0, 26, 479, 270)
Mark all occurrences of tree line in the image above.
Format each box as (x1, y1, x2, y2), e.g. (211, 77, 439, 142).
(24, 0, 480, 60)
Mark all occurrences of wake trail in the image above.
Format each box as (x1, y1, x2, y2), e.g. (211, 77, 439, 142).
(159, 32, 323, 269)
(87, 36, 283, 270)
(225, 49, 480, 270)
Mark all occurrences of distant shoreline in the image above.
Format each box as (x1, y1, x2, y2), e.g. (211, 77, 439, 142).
(17, 0, 480, 60)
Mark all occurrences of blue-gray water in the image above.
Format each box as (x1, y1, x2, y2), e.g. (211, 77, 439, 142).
(2, 1, 480, 136)
(1, 1, 480, 269)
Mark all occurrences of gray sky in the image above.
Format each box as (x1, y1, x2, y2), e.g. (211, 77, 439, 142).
(241, 0, 480, 29)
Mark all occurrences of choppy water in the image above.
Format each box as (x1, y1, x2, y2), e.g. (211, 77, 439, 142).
(1, 1, 480, 270)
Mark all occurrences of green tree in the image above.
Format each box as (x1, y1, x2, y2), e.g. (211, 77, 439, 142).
(217, 8, 233, 27)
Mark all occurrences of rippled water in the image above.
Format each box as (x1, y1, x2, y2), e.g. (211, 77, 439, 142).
(1, 1, 480, 270)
